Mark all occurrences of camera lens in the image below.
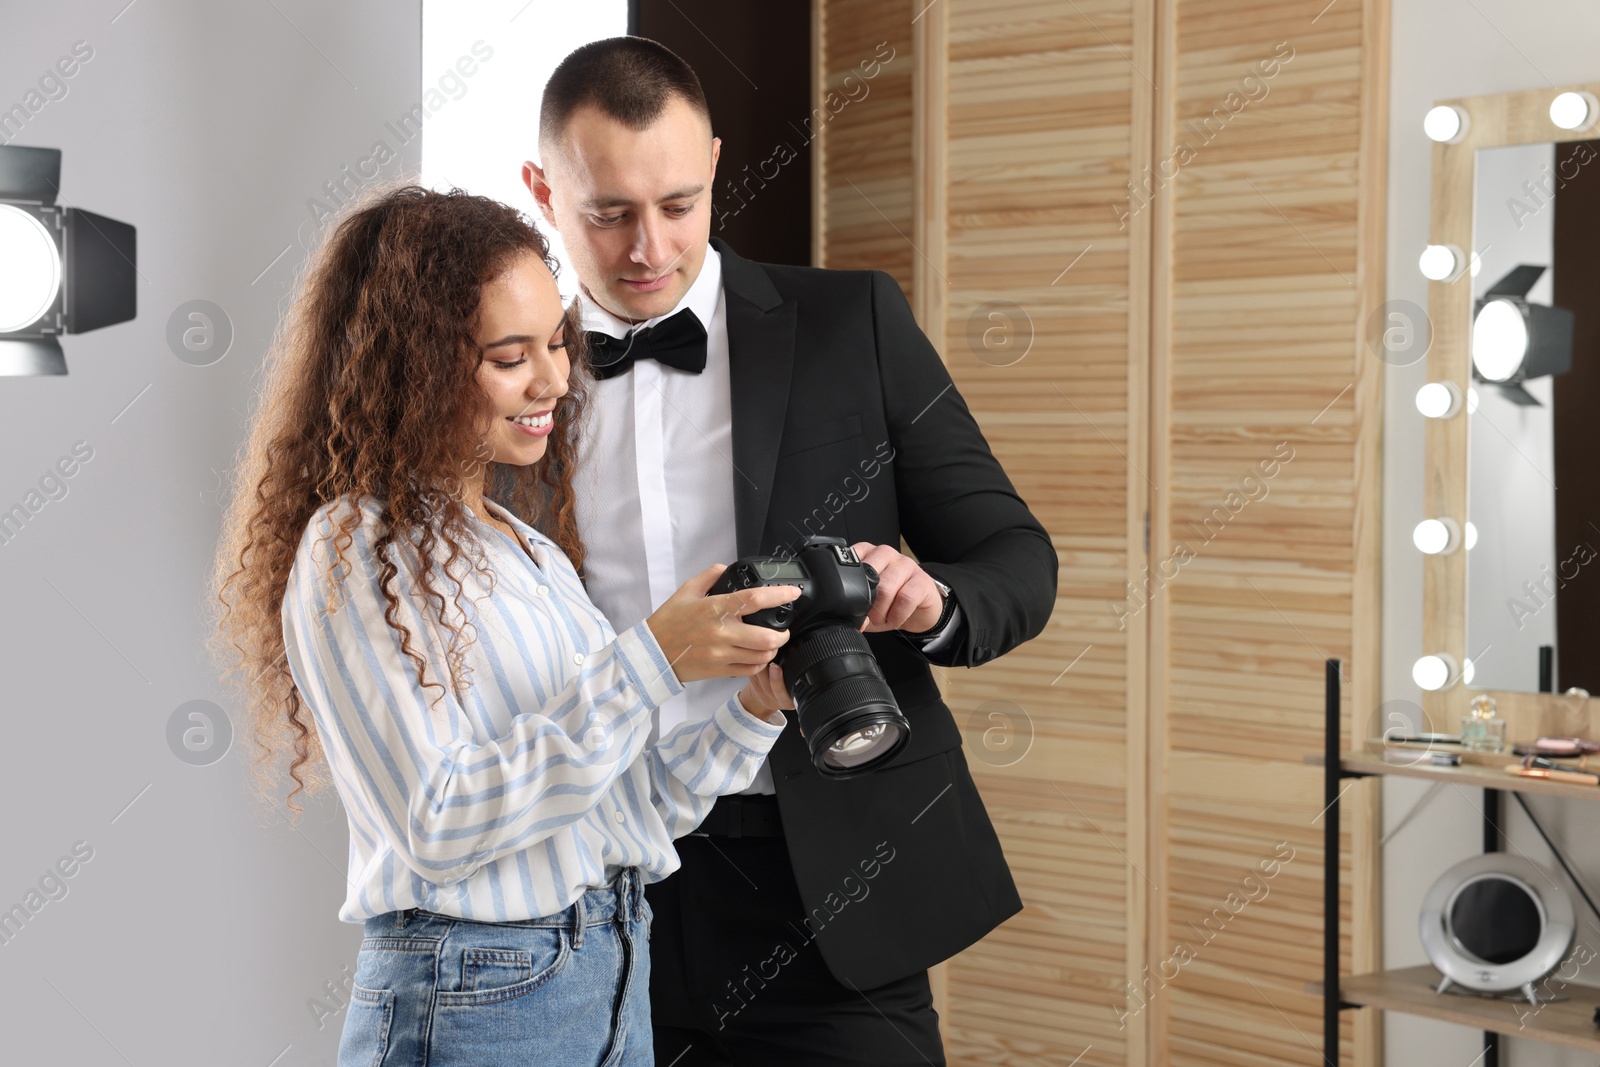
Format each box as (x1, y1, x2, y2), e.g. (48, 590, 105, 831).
(781, 626, 910, 777)
(825, 722, 902, 770)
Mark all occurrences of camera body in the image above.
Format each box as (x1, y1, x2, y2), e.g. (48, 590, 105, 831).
(712, 536, 878, 634)
(709, 536, 911, 777)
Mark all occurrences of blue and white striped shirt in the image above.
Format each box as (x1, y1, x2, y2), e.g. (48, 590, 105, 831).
(280, 495, 786, 924)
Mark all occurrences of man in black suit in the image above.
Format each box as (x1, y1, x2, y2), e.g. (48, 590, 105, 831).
(523, 36, 1055, 1066)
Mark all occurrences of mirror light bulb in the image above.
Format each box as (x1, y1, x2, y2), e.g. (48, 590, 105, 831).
(0, 205, 62, 333)
(1413, 654, 1458, 691)
(1471, 299, 1529, 382)
(1415, 381, 1462, 419)
(1550, 91, 1597, 131)
(1413, 518, 1461, 555)
(1462, 658, 1476, 686)
(1424, 105, 1467, 143)
(1419, 244, 1462, 282)
(1465, 522, 1478, 550)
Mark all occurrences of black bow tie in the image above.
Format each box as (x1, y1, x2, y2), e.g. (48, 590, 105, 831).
(586, 307, 707, 381)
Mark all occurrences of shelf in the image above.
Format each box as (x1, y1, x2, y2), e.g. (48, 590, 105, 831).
(1303, 748, 1600, 803)
(1314, 661, 1600, 1060)
(1307, 965, 1600, 1054)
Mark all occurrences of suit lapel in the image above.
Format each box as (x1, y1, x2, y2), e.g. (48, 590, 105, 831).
(713, 238, 796, 557)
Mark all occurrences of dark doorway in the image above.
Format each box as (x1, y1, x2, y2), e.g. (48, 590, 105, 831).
(631, 0, 814, 266)
(1551, 138, 1600, 692)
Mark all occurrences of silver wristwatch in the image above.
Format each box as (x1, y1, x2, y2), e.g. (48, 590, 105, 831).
(910, 577, 955, 637)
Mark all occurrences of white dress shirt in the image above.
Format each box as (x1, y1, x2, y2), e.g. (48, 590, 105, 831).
(574, 247, 775, 789)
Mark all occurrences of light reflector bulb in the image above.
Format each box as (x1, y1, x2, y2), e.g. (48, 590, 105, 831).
(1424, 105, 1467, 143)
(1471, 299, 1529, 382)
(1550, 91, 1597, 131)
(1419, 244, 1462, 281)
(1413, 654, 1458, 692)
(1415, 381, 1462, 419)
(1413, 518, 1462, 555)
(0, 205, 62, 333)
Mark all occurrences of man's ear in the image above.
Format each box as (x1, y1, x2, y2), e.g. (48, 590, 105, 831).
(522, 160, 558, 228)
(710, 136, 722, 182)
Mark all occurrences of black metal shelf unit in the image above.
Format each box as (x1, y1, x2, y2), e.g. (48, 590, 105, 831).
(1322, 658, 1503, 1066)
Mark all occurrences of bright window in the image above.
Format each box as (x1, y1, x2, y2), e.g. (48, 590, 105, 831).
(422, 0, 629, 299)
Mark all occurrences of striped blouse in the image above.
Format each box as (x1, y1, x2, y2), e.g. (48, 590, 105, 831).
(280, 495, 786, 924)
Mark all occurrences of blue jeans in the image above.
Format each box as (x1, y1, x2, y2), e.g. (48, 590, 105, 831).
(338, 868, 653, 1067)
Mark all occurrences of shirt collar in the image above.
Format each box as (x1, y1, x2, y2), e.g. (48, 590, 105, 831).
(577, 244, 722, 340)
(482, 498, 551, 546)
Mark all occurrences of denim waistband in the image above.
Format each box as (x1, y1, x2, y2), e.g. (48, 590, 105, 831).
(365, 867, 645, 943)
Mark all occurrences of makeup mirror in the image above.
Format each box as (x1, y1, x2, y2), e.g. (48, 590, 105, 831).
(1419, 853, 1573, 1006)
(1415, 83, 1600, 736)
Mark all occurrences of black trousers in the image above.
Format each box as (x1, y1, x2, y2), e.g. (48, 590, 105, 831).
(647, 828, 946, 1066)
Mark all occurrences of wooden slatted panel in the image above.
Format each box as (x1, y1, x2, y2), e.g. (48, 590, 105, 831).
(819, 0, 917, 298)
(1154, 0, 1382, 1062)
(939, 1, 1146, 1063)
(819, 0, 1383, 1063)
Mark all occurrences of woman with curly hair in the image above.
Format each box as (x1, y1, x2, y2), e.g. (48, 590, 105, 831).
(209, 184, 798, 1066)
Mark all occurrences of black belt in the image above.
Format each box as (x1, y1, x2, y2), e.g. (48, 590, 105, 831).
(693, 792, 785, 839)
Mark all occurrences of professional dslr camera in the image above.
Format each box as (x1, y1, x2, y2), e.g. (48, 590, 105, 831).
(708, 536, 911, 778)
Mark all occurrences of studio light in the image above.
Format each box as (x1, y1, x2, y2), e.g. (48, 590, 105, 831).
(1470, 265, 1573, 405)
(1415, 381, 1463, 419)
(1418, 243, 1463, 282)
(1549, 90, 1598, 132)
(1413, 653, 1459, 692)
(1413, 518, 1462, 555)
(0, 144, 137, 376)
(1424, 104, 1469, 144)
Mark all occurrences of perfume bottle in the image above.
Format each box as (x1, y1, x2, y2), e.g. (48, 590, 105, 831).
(1460, 694, 1507, 754)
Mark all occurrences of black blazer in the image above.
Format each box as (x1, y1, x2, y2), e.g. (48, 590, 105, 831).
(713, 237, 1057, 988)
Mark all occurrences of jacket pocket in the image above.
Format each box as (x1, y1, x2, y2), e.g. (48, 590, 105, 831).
(778, 414, 863, 457)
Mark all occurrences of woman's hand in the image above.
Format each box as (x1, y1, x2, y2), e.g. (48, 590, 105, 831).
(737, 663, 794, 723)
(645, 565, 801, 684)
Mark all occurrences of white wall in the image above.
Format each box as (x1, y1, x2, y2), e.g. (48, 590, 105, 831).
(0, 4, 422, 1063)
(1384, 1, 1600, 1064)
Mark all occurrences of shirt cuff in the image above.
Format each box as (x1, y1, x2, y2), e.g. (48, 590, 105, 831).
(613, 619, 689, 710)
(713, 695, 788, 755)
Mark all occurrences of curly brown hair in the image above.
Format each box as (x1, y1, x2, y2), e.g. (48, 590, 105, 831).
(209, 183, 590, 817)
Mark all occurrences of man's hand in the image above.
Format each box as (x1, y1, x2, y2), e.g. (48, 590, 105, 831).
(850, 542, 945, 634)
